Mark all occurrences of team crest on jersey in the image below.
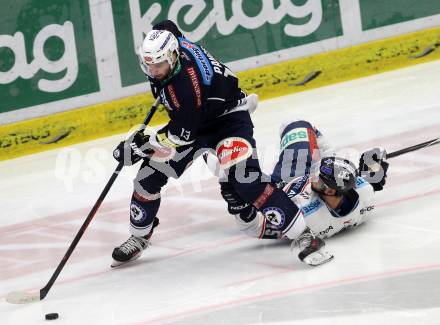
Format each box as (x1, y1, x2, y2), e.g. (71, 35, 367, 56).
(263, 207, 285, 228)
(130, 202, 147, 224)
(216, 137, 253, 169)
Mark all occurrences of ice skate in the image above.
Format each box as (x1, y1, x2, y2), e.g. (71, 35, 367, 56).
(294, 227, 334, 266)
(111, 218, 159, 268)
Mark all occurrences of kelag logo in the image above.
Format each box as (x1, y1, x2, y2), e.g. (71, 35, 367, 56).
(0, 1, 99, 113)
(112, 0, 342, 87)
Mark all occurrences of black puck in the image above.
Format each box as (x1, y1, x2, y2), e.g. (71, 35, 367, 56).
(45, 313, 59, 320)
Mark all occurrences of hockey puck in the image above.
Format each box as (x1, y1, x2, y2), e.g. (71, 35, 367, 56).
(45, 313, 59, 320)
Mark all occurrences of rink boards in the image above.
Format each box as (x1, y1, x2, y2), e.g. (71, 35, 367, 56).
(0, 25, 439, 161)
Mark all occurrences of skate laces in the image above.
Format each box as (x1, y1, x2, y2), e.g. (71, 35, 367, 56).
(119, 236, 149, 254)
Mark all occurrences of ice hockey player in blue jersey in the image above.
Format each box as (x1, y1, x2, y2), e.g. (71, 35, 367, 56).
(220, 119, 389, 243)
(111, 20, 333, 267)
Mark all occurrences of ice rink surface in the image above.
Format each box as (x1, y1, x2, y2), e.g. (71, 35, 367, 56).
(1, 60, 440, 324)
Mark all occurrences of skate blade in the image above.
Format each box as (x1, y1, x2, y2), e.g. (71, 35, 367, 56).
(111, 253, 141, 268)
(303, 250, 334, 266)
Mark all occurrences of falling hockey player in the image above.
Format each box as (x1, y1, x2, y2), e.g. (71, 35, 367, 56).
(218, 119, 389, 242)
(111, 20, 334, 267)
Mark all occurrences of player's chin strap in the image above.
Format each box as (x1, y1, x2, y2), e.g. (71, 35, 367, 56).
(310, 178, 342, 198)
(311, 186, 340, 198)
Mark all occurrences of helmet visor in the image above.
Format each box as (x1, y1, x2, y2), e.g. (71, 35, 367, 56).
(139, 55, 171, 79)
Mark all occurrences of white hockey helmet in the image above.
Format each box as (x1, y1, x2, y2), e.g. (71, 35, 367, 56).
(138, 30, 179, 77)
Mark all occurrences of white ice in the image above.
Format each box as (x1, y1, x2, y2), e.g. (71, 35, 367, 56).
(1, 60, 440, 325)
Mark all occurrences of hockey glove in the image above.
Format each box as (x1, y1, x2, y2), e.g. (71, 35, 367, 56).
(113, 131, 154, 166)
(220, 182, 254, 217)
(358, 147, 389, 191)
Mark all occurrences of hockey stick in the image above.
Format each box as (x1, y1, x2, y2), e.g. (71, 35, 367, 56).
(387, 138, 440, 159)
(6, 97, 161, 304)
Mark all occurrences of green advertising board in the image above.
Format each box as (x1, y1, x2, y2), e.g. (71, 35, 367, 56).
(0, 0, 99, 114)
(112, 0, 343, 87)
(360, 0, 440, 30)
(1, 0, 439, 121)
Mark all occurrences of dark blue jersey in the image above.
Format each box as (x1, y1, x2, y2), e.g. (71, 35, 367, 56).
(148, 38, 245, 147)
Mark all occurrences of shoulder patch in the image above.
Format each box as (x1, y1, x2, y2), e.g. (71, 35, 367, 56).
(179, 38, 213, 85)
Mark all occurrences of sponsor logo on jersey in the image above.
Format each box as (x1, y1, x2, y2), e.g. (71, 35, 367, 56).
(342, 220, 357, 230)
(318, 225, 333, 237)
(263, 207, 285, 228)
(202, 46, 224, 75)
(216, 137, 253, 169)
(254, 184, 275, 209)
(179, 39, 213, 85)
(356, 177, 368, 188)
(285, 175, 309, 198)
(167, 84, 180, 109)
(144, 56, 153, 63)
(280, 128, 309, 151)
(130, 202, 147, 224)
(301, 199, 323, 217)
(180, 40, 194, 49)
(287, 189, 297, 198)
(186, 67, 202, 108)
(360, 205, 374, 214)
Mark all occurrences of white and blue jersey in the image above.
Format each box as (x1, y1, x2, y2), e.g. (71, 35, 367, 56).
(282, 175, 375, 238)
(234, 120, 376, 240)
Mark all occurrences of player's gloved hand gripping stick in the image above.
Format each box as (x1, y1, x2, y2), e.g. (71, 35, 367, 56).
(5, 97, 161, 304)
